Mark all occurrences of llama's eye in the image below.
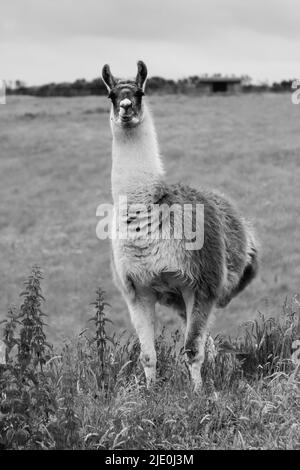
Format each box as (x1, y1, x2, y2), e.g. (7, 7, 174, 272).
(135, 90, 144, 98)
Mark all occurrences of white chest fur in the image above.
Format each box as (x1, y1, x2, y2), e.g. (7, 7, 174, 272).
(111, 203, 186, 290)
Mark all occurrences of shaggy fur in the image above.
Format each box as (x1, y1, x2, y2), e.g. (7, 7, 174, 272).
(102, 60, 259, 390)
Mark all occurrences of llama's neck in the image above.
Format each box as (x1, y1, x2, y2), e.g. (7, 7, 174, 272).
(111, 103, 164, 203)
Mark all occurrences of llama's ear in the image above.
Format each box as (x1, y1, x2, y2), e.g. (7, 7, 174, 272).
(136, 60, 148, 91)
(102, 64, 116, 91)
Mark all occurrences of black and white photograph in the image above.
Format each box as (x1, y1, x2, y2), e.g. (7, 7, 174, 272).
(0, 0, 299, 453)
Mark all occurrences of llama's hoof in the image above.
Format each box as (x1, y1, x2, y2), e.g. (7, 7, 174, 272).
(144, 369, 157, 389)
(146, 379, 156, 389)
(192, 377, 203, 395)
(193, 386, 202, 397)
(207, 391, 219, 403)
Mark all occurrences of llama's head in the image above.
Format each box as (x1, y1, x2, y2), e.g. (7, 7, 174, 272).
(102, 60, 148, 129)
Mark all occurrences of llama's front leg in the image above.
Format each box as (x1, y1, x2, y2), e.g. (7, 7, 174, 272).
(125, 289, 157, 386)
(182, 288, 213, 392)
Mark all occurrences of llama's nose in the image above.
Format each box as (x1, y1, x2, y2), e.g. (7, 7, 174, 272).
(120, 98, 132, 112)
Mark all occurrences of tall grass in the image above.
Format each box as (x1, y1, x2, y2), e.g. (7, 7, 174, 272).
(0, 267, 299, 449)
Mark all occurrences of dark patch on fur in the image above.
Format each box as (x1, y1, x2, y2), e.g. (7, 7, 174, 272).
(154, 182, 227, 302)
(231, 250, 258, 296)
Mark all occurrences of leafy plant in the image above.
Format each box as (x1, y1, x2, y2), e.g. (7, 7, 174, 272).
(89, 288, 114, 387)
(0, 267, 55, 449)
(0, 268, 299, 450)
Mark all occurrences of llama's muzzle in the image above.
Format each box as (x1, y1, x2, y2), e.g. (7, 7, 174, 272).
(120, 98, 132, 112)
(119, 100, 134, 121)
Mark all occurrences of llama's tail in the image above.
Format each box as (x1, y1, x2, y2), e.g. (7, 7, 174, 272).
(216, 222, 259, 308)
(235, 224, 259, 292)
(233, 247, 259, 296)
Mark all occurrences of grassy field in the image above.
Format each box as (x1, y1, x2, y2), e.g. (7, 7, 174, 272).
(0, 93, 300, 343)
(0, 269, 299, 450)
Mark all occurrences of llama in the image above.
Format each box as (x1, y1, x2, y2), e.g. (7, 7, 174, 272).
(102, 60, 259, 391)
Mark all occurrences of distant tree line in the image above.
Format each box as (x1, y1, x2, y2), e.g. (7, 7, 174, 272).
(6, 77, 296, 97)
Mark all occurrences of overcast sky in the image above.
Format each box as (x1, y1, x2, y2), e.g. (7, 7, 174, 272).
(1, 0, 299, 85)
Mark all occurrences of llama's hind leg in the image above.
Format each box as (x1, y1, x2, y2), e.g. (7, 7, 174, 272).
(182, 288, 213, 391)
(124, 287, 157, 387)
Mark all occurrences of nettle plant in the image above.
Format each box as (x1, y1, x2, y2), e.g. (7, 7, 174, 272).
(0, 266, 299, 450)
(0, 267, 55, 448)
(0, 268, 141, 449)
(0, 270, 109, 449)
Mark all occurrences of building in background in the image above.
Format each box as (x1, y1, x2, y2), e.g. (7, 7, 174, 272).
(196, 76, 242, 94)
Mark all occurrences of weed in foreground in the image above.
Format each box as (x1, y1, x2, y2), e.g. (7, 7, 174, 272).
(0, 268, 299, 449)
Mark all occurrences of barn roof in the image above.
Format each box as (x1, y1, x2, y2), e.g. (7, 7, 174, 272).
(198, 77, 242, 84)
